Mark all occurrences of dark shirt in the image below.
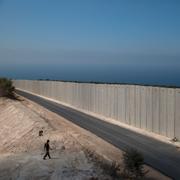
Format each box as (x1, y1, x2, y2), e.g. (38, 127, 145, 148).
(44, 143, 50, 151)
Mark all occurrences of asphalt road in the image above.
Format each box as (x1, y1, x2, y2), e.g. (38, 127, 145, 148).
(16, 89, 180, 179)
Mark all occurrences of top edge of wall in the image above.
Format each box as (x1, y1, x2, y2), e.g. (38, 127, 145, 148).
(13, 79, 180, 89)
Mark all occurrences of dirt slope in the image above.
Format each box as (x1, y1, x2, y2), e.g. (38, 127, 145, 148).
(0, 98, 111, 180)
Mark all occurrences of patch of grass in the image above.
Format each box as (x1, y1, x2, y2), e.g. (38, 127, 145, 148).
(83, 148, 121, 179)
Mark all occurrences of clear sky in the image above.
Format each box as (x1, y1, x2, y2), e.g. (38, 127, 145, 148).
(0, 0, 180, 85)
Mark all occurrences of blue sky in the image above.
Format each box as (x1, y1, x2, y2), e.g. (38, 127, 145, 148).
(0, 0, 180, 85)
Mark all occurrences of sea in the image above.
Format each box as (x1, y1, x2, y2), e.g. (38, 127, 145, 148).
(1, 63, 180, 88)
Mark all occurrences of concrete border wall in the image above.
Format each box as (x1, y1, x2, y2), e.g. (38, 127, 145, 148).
(13, 80, 180, 139)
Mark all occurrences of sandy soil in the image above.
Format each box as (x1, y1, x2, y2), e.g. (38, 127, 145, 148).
(0, 97, 171, 179)
(0, 98, 112, 180)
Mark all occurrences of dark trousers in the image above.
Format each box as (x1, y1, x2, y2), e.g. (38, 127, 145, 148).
(43, 151, 51, 159)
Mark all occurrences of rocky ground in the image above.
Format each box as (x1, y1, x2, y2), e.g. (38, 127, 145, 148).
(0, 97, 170, 180)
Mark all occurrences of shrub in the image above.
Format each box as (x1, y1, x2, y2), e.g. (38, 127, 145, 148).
(0, 78, 15, 98)
(123, 148, 146, 179)
(108, 161, 121, 178)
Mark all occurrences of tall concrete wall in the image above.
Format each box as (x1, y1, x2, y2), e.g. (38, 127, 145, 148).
(13, 80, 180, 139)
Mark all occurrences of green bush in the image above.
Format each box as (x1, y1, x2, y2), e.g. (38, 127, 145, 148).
(123, 148, 146, 179)
(0, 78, 15, 98)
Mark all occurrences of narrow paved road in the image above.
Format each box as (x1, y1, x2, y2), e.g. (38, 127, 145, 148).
(16, 89, 180, 179)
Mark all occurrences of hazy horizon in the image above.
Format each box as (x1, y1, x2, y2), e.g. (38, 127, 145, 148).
(0, 0, 180, 86)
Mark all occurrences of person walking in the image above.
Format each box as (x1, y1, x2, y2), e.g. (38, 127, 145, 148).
(43, 139, 52, 160)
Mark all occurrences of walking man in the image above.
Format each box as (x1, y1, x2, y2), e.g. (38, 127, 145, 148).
(43, 139, 52, 160)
